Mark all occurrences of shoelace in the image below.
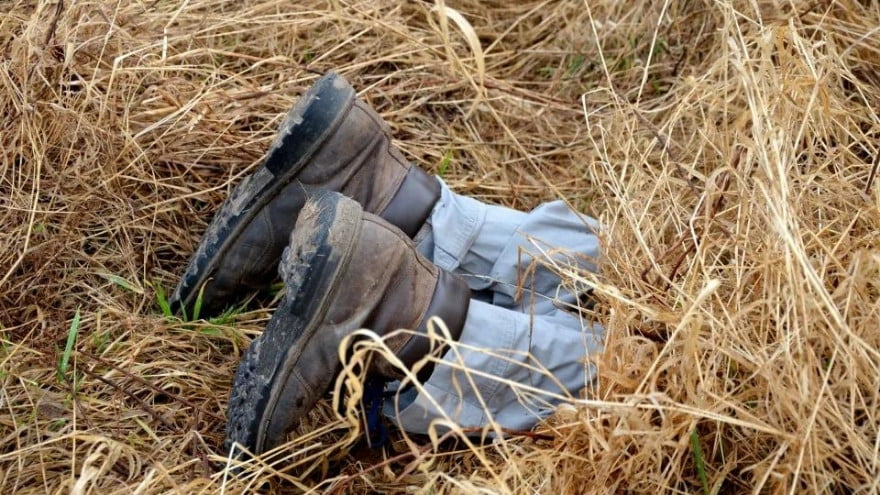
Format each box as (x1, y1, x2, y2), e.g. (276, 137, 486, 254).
(362, 376, 389, 448)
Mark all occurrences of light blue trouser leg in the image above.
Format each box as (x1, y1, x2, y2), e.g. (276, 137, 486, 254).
(415, 178, 600, 314)
(387, 299, 603, 433)
(386, 178, 605, 434)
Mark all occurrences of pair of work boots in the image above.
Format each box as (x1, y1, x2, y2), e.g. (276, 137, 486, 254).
(169, 73, 471, 455)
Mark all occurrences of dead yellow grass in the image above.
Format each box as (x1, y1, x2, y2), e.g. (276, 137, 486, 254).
(1, 0, 879, 493)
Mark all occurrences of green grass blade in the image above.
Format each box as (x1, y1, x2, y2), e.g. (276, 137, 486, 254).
(438, 150, 452, 177)
(57, 308, 80, 382)
(98, 272, 144, 294)
(208, 301, 246, 326)
(153, 283, 173, 318)
(268, 281, 285, 297)
(191, 284, 205, 322)
(690, 428, 710, 495)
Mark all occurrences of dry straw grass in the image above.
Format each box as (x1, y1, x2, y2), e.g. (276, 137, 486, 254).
(1, 0, 879, 493)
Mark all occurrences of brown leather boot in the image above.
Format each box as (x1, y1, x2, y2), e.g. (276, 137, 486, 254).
(224, 191, 470, 456)
(170, 72, 440, 317)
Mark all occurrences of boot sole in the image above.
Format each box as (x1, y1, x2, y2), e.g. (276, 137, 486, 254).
(225, 192, 362, 456)
(170, 72, 356, 314)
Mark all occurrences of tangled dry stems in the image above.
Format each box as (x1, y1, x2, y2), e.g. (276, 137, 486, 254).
(1, 0, 879, 493)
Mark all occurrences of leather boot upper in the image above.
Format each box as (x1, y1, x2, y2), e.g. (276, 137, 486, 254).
(298, 194, 470, 371)
(171, 72, 440, 317)
(224, 191, 468, 456)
